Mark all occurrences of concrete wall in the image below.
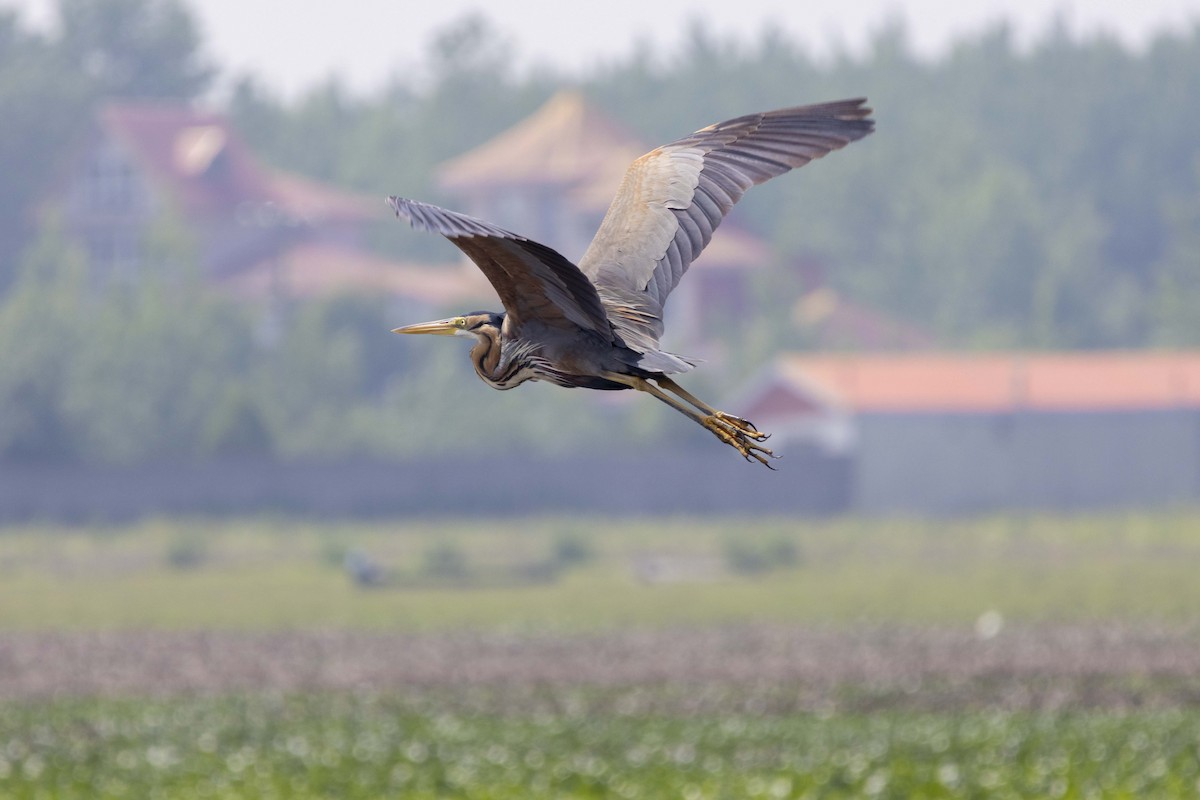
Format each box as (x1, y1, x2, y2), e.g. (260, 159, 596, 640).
(6, 410, 1195, 521)
(0, 448, 852, 523)
(855, 409, 1200, 513)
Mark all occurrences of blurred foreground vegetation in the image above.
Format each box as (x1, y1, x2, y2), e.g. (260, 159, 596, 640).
(4, 513, 1199, 798)
(2, 694, 1198, 799)
(2, 512, 1199, 630)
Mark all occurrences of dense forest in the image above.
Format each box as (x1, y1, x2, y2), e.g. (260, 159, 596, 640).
(2, 0, 1199, 464)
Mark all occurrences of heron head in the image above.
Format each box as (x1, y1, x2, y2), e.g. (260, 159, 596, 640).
(391, 311, 502, 340)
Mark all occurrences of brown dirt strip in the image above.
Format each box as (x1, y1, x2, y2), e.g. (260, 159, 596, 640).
(2, 624, 1199, 712)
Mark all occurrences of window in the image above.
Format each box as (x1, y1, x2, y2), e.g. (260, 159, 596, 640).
(80, 140, 142, 213)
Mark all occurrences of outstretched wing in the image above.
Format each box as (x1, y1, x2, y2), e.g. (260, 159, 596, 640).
(387, 197, 613, 339)
(577, 99, 874, 351)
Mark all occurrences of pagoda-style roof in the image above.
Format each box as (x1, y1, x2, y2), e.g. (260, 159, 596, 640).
(437, 91, 647, 212)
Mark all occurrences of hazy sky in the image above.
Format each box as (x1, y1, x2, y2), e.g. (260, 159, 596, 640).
(5, 0, 1200, 96)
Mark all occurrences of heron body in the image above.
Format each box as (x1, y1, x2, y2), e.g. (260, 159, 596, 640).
(390, 99, 874, 466)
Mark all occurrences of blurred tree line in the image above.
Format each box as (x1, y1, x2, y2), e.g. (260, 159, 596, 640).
(229, 16, 1200, 349)
(0, 221, 625, 463)
(2, 1, 1199, 464)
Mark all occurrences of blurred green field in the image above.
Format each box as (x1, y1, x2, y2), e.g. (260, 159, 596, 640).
(4, 513, 1200, 799)
(3, 693, 1199, 799)
(2, 512, 1200, 630)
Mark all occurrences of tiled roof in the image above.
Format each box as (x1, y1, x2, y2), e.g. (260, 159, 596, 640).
(100, 103, 379, 224)
(220, 242, 493, 306)
(436, 91, 647, 213)
(771, 352, 1200, 413)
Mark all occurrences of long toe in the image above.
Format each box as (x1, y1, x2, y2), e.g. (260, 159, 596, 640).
(703, 415, 778, 468)
(715, 411, 769, 441)
(738, 436, 778, 469)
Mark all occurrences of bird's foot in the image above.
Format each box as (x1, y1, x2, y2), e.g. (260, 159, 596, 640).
(703, 413, 778, 468)
(714, 411, 767, 438)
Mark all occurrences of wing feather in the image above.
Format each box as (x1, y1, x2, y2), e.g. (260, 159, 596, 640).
(578, 98, 874, 349)
(387, 196, 612, 339)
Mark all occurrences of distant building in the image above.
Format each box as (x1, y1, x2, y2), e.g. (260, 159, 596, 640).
(438, 90, 645, 260)
(436, 91, 832, 353)
(54, 102, 488, 316)
(739, 352, 1200, 513)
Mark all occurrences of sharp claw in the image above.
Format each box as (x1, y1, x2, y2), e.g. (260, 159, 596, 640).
(716, 412, 760, 433)
(703, 413, 777, 468)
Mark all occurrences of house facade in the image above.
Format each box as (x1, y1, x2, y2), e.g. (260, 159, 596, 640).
(61, 104, 374, 282)
(738, 352, 1200, 513)
(56, 103, 490, 316)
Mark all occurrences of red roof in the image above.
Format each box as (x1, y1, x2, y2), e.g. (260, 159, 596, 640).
(768, 352, 1200, 413)
(221, 242, 493, 306)
(100, 103, 379, 224)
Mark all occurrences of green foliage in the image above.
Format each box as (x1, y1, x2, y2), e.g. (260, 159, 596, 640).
(0, 220, 94, 462)
(551, 530, 593, 567)
(3, 694, 1199, 798)
(164, 531, 208, 570)
(4, 512, 1200, 631)
(4, 6, 1200, 464)
(0, 212, 630, 463)
(420, 539, 470, 581)
(56, 0, 213, 99)
(201, 387, 274, 458)
(228, 15, 552, 199)
(722, 533, 801, 575)
(218, 16, 1200, 353)
(316, 537, 350, 569)
(0, 13, 92, 286)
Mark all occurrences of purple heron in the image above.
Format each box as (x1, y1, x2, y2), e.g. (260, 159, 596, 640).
(389, 99, 873, 466)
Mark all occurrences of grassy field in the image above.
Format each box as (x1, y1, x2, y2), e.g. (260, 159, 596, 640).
(3, 693, 1199, 799)
(3, 513, 1199, 798)
(1, 512, 1199, 630)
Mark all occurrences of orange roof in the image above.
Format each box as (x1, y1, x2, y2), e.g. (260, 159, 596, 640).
(221, 242, 493, 305)
(100, 103, 379, 224)
(773, 352, 1200, 413)
(436, 91, 647, 212)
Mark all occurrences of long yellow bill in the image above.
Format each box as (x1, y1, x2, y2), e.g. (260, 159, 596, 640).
(391, 318, 460, 335)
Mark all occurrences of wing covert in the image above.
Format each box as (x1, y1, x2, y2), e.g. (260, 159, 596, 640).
(387, 196, 613, 339)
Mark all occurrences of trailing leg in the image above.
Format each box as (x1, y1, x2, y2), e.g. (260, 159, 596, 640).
(602, 373, 777, 467)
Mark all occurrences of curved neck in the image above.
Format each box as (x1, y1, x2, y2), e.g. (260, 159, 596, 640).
(470, 328, 504, 383)
(469, 328, 538, 390)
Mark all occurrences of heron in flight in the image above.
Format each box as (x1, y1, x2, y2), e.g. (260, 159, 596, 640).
(389, 99, 873, 466)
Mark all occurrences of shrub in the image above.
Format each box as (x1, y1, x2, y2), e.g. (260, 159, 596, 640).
(551, 531, 593, 567)
(722, 534, 802, 575)
(421, 540, 469, 580)
(165, 533, 209, 570)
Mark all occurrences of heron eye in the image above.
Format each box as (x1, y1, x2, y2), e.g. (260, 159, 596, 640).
(455, 318, 467, 328)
